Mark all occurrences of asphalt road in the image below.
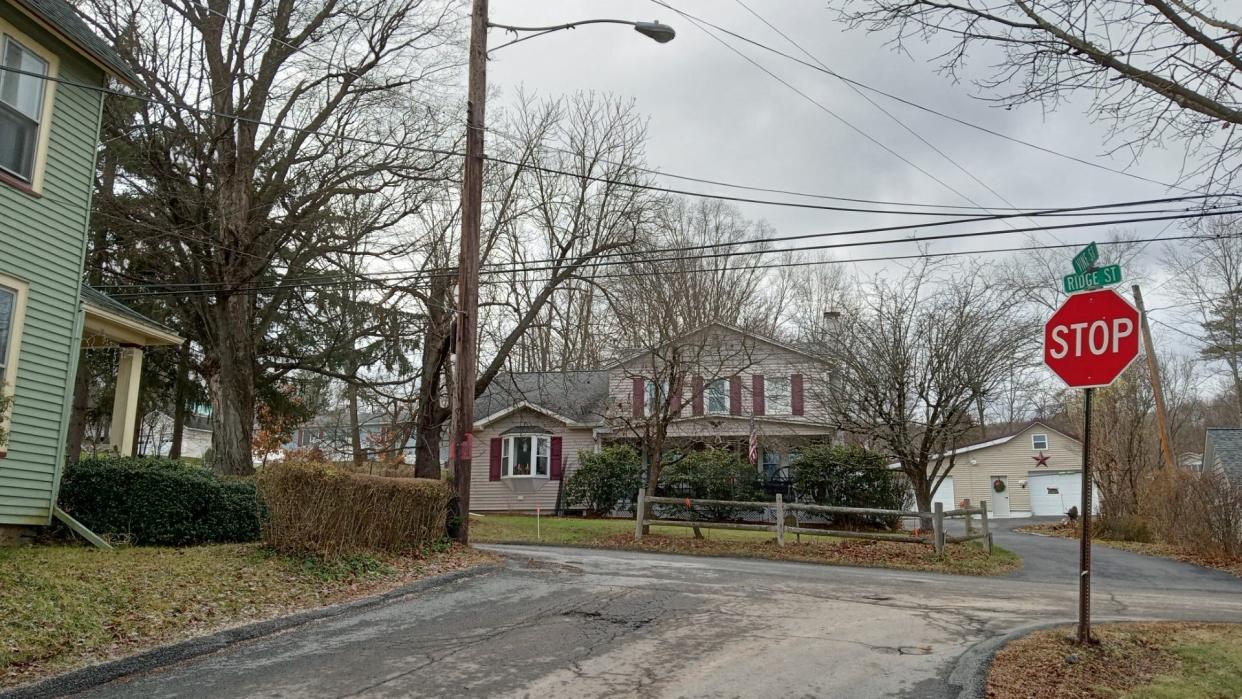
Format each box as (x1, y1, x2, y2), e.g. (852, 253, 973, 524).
(74, 526, 1242, 699)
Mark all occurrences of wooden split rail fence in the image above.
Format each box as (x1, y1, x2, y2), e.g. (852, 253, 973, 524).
(634, 492, 992, 555)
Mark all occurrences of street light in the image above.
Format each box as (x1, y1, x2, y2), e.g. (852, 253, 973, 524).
(449, 1, 674, 544)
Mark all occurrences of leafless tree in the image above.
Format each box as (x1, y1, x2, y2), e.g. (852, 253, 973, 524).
(836, 0, 1242, 189)
(820, 260, 1036, 521)
(84, 0, 462, 475)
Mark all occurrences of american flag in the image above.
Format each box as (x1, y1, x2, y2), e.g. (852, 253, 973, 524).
(748, 415, 758, 465)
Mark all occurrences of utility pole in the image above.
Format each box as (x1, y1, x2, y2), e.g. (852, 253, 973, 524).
(449, 0, 488, 544)
(1132, 285, 1177, 470)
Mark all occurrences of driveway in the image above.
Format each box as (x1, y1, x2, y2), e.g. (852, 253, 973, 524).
(71, 534, 1242, 699)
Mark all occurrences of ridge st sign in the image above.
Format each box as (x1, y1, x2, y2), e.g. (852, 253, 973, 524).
(1044, 289, 1140, 388)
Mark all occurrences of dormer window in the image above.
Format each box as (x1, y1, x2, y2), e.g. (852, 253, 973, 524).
(0, 35, 49, 183)
(1032, 433, 1048, 450)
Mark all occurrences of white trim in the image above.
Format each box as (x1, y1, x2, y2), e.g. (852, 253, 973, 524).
(0, 16, 59, 194)
(500, 433, 551, 478)
(1031, 433, 1049, 450)
(0, 274, 30, 449)
(473, 400, 592, 429)
(82, 302, 183, 346)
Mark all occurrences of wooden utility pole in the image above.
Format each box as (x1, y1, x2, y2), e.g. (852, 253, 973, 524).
(449, 0, 488, 544)
(1132, 285, 1177, 470)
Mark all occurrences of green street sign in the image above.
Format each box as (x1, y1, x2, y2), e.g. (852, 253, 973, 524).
(1072, 242, 1099, 274)
(1063, 264, 1122, 293)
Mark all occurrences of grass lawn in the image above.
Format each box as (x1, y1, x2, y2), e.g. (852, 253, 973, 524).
(472, 514, 1021, 576)
(1017, 521, 1242, 579)
(988, 622, 1242, 699)
(0, 542, 493, 689)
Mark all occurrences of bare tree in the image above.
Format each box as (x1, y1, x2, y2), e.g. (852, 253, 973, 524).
(86, 0, 462, 475)
(836, 0, 1242, 188)
(821, 261, 1036, 521)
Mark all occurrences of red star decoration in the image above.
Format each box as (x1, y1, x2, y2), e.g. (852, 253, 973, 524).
(1032, 451, 1050, 467)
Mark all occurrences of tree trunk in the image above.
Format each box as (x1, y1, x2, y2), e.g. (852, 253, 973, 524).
(169, 340, 189, 460)
(413, 276, 454, 479)
(65, 351, 90, 465)
(347, 379, 363, 466)
(208, 295, 257, 476)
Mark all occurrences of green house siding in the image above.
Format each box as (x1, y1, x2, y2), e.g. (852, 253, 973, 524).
(0, 4, 104, 524)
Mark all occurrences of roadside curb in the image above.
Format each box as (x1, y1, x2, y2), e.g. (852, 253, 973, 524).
(1, 563, 502, 699)
(949, 619, 1073, 699)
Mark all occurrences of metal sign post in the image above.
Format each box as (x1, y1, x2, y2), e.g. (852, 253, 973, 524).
(1078, 387, 1093, 644)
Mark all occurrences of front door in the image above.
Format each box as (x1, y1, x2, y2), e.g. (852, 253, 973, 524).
(990, 475, 1011, 518)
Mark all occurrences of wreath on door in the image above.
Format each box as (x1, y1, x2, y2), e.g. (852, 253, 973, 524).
(992, 479, 1007, 493)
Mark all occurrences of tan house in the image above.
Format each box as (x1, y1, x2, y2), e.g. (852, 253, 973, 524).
(919, 421, 1096, 518)
(466, 323, 835, 513)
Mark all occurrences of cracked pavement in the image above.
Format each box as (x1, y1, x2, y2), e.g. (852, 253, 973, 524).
(76, 523, 1242, 698)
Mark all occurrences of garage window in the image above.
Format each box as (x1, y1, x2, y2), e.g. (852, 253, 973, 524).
(1031, 433, 1048, 450)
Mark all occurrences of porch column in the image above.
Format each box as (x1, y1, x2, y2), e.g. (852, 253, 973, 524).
(109, 345, 144, 455)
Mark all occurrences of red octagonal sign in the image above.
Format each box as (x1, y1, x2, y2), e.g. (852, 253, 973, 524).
(1044, 289, 1140, 388)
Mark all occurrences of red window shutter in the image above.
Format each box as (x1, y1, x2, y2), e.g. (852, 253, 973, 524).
(791, 373, 804, 416)
(729, 376, 742, 416)
(753, 374, 766, 416)
(632, 377, 645, 418)
(692, 376, 705, 416)
(550, 436, 564, 479)
(489, 438, 502, 481)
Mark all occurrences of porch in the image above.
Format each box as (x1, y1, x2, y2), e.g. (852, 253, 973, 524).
(78, 286, 184, 455)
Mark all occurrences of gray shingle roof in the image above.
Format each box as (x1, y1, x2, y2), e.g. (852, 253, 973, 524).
(11, 0, 140, 86)
(475, 371, 610, 425)
(1205, 427, 1242, 483)
(80, 284, 179, 338)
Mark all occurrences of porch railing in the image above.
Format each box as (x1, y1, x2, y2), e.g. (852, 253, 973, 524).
(633, 492, 992, 555)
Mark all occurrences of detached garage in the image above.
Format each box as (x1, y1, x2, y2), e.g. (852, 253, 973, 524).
(1028, 470, 1100, 517)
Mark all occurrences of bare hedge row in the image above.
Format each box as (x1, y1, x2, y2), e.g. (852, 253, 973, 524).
(257, 462, 451, 558)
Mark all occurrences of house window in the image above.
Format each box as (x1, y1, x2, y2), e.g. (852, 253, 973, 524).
(0, 35, 49, 182)
(766, 376, 791, 414)
(501, 434, 550, 477)
(761, 449, 782, 479)
(1032, 434, 1048, 450)
(644, 379, 668, 417)
(0, 285, 14, 385)
(707, 378, 729, 414)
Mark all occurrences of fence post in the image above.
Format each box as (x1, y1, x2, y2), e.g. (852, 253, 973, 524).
(933, 502, 945, 554)
(963, 498, 974, 536)
(979, 501, 992, 555)
(775, 493, 785, 547)
(635, 491, 645, 542)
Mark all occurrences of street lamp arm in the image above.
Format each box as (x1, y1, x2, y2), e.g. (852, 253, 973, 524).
(487, 19, 675, 52)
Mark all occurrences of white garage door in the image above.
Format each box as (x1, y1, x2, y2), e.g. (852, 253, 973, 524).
(930, 477, 955, 511)
(1029, 471, 1099, 516)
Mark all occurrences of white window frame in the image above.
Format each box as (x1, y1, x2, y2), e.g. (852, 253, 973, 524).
(706, 378, 730, 415)
(0, 20, 58, 193)
(766, 375, 791, 415)
(1032, 433, 1048, 450)
(501, 433, 551, 478)
(644, 378, 668, 418)
(0, 275, 30, 453)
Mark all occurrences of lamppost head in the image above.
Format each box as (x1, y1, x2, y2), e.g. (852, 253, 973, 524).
(634, 21, 676, 43)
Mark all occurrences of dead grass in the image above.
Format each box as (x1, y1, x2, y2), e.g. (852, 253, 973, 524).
(473, 515, 1021, 576)
(0, 542, 494, 688)
(1017, 520, 1242, 578)
(987, 622, 1242, 699)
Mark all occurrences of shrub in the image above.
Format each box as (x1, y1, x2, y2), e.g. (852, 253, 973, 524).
(58, 456, 261, 545)
(790, 444, 910, 529)
(257, 461, 451, 557)
(658, 448, 763, 521)
(562, 445, 644, 516)
(1142, 467, 1242, 558)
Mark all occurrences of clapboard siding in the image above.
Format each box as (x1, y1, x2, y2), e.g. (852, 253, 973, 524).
(939, 424, 1082, 514)
(0, 4, 104, 525)
(469, 408, 597, 512)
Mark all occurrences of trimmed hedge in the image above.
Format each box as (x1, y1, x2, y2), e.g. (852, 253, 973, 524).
(58, 456, 261, 546)
(257, 461, 450, 557)
(791, 444, 910, 529)
(659, 448, 763, 521)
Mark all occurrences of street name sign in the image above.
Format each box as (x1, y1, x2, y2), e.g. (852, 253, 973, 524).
(1044, 288, 1140, 389)
(1072, 242, 1099, 274)
(1062, 264, 1123, 294)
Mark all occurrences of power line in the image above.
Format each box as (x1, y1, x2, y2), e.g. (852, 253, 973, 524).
(649, 0, 1188, 193)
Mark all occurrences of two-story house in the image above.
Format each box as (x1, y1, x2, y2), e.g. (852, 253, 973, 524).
(1, 0, 182, 543)
(467, 323, 835, 512)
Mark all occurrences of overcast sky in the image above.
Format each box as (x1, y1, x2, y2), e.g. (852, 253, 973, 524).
(484, 0, 1215, 355)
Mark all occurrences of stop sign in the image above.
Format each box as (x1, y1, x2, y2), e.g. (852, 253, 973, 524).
(1044, 289, 1140, 388)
